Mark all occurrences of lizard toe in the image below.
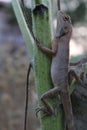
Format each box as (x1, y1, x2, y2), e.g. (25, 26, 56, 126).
(35, 106, 54, 118)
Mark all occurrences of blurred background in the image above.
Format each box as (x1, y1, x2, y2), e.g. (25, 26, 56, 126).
(0, 0, 87, 130)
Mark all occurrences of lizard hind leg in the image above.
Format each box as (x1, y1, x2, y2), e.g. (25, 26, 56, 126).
(36, 87, 60, 117)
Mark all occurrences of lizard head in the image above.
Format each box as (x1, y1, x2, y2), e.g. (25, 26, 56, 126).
(55, 11, 72, 38)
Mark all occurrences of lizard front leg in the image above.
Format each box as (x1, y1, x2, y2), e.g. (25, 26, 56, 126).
(36, 38, 59, 56)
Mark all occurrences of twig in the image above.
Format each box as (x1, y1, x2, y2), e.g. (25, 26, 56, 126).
(57, 0, 61, 10)
(21, 0, 24, 5)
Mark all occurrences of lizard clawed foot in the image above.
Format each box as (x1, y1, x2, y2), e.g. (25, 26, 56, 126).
(35, 106, 54, 118)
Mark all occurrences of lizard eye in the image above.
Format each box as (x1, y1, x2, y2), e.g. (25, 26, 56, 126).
(63, 16, 69, 21)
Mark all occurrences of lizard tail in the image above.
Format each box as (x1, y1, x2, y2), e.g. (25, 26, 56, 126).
(60, 91, 75, 130)
(24, 63, 32, 130)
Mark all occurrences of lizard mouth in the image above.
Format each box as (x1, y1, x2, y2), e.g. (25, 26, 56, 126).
(58, 30, 66, 38)
(58, 28, 68, 38)
(55, 31, 66, 39)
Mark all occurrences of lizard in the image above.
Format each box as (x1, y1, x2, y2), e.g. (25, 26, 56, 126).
(35, 11, 75, 130)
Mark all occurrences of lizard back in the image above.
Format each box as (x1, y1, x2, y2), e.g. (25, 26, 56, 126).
(51, 11, 72, 89)
(51, 37, 69, 88)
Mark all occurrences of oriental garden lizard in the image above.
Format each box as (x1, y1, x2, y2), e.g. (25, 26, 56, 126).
(36, 11, 75, 130)
(35, 10, 87, 130)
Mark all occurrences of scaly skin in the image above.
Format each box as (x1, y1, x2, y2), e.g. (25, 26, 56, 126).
(51, 32, 74, 130)
(36, 11, 75, 130)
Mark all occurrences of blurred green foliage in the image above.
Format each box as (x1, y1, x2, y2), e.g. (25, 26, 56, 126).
(71, 55, 85, 62)
(67, 1, 86, 24)
(4, 4, 18, 25)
